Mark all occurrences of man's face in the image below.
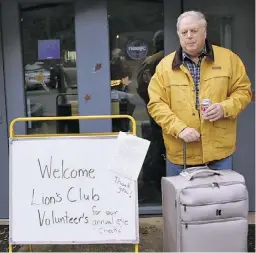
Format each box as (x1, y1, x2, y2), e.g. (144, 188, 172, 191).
(178, 15, 206, 56)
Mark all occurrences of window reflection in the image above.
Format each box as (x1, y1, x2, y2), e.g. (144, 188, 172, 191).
(108, 0, 165, 206)
(20, 3, 78, 134)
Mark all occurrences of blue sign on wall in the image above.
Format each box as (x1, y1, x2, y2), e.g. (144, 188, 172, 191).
(38, 40, 61, 60)
(126, 40, 148, 60)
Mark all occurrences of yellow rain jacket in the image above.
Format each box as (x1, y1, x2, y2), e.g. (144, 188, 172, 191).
(147, 42, 252, 165)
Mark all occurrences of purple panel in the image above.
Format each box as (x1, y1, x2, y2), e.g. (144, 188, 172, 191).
(38, 40, 60, 60)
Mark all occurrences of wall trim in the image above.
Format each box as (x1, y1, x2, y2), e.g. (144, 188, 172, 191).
(0, 219, 8, 225)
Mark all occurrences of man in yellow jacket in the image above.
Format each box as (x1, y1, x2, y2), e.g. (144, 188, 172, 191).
(147, 10, 252, 176)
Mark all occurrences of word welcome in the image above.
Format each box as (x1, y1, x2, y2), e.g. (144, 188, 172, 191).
(38, 157, 95, 179)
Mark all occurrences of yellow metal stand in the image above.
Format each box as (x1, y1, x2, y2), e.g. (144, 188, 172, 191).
(9, 114, 136, 138)
(8, 114, 139, 253)
(9, 244, 33, 253)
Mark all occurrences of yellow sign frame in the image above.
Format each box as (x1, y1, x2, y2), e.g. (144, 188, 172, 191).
(9, 114, 139, 253)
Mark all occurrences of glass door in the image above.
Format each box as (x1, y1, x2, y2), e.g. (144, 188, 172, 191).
(20, 3, 78, 135)
(107, 0, 164, 214)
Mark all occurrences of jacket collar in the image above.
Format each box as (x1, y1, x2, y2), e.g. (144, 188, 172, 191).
(172, 39, 214, 69)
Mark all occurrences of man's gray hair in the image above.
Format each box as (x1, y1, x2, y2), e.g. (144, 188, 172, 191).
(177, 11, 207, 32)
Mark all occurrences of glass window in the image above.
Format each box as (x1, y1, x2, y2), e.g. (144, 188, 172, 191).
(20, 3, 78, 135)
(108, 0, 165, 206)
(206, 14, 233, 49)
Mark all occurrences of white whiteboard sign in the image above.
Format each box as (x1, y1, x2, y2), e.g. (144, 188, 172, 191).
(9, 136, 139, 244)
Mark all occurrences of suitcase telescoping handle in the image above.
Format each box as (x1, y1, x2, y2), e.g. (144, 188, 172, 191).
(183, 142, 187, 170)
(182, 142, 222, 180)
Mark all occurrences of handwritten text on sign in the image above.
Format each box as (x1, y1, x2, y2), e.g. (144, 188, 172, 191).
(10, 137, 138, 243)
(32, 157, 132, 231)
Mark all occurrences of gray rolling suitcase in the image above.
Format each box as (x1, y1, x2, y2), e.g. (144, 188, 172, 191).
(162, 144, 249, 252)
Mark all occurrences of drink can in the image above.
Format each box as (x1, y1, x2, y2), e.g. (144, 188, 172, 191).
(200, 99, 211, 113)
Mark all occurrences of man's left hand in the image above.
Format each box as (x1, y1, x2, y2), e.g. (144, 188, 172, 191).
(203, 103, 224, 122)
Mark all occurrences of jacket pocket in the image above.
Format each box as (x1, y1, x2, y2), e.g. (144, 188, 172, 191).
(165, 84, 191, 111)
(203, 73, 230, 102)
(213, 118, 227, 129)
(212, 118, 236, 149)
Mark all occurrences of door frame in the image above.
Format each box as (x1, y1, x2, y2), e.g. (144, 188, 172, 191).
(0, 3, 10, 221)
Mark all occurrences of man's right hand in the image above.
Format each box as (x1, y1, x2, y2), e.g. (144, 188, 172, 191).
(178, 127, 200, 143)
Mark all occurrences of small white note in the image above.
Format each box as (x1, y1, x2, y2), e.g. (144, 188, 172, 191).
(109, 132, 150, 181)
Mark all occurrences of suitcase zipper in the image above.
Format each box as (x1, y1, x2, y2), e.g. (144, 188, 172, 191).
(177, 181, 247, 238)
(179, 181, 247, 207)
(180, 197, 247, 209)
(181, 216, 246, 229)
(181, 181, 245, 192)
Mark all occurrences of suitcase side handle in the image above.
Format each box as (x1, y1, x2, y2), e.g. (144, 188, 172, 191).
(184, 168, 222, 181)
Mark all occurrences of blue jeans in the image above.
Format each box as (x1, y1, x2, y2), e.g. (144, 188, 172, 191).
(167, 155, 233, 176)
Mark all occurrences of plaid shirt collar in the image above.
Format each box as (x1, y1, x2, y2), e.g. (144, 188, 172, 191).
(172, 39, 214, 69)
(182, 45, 207, 63)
